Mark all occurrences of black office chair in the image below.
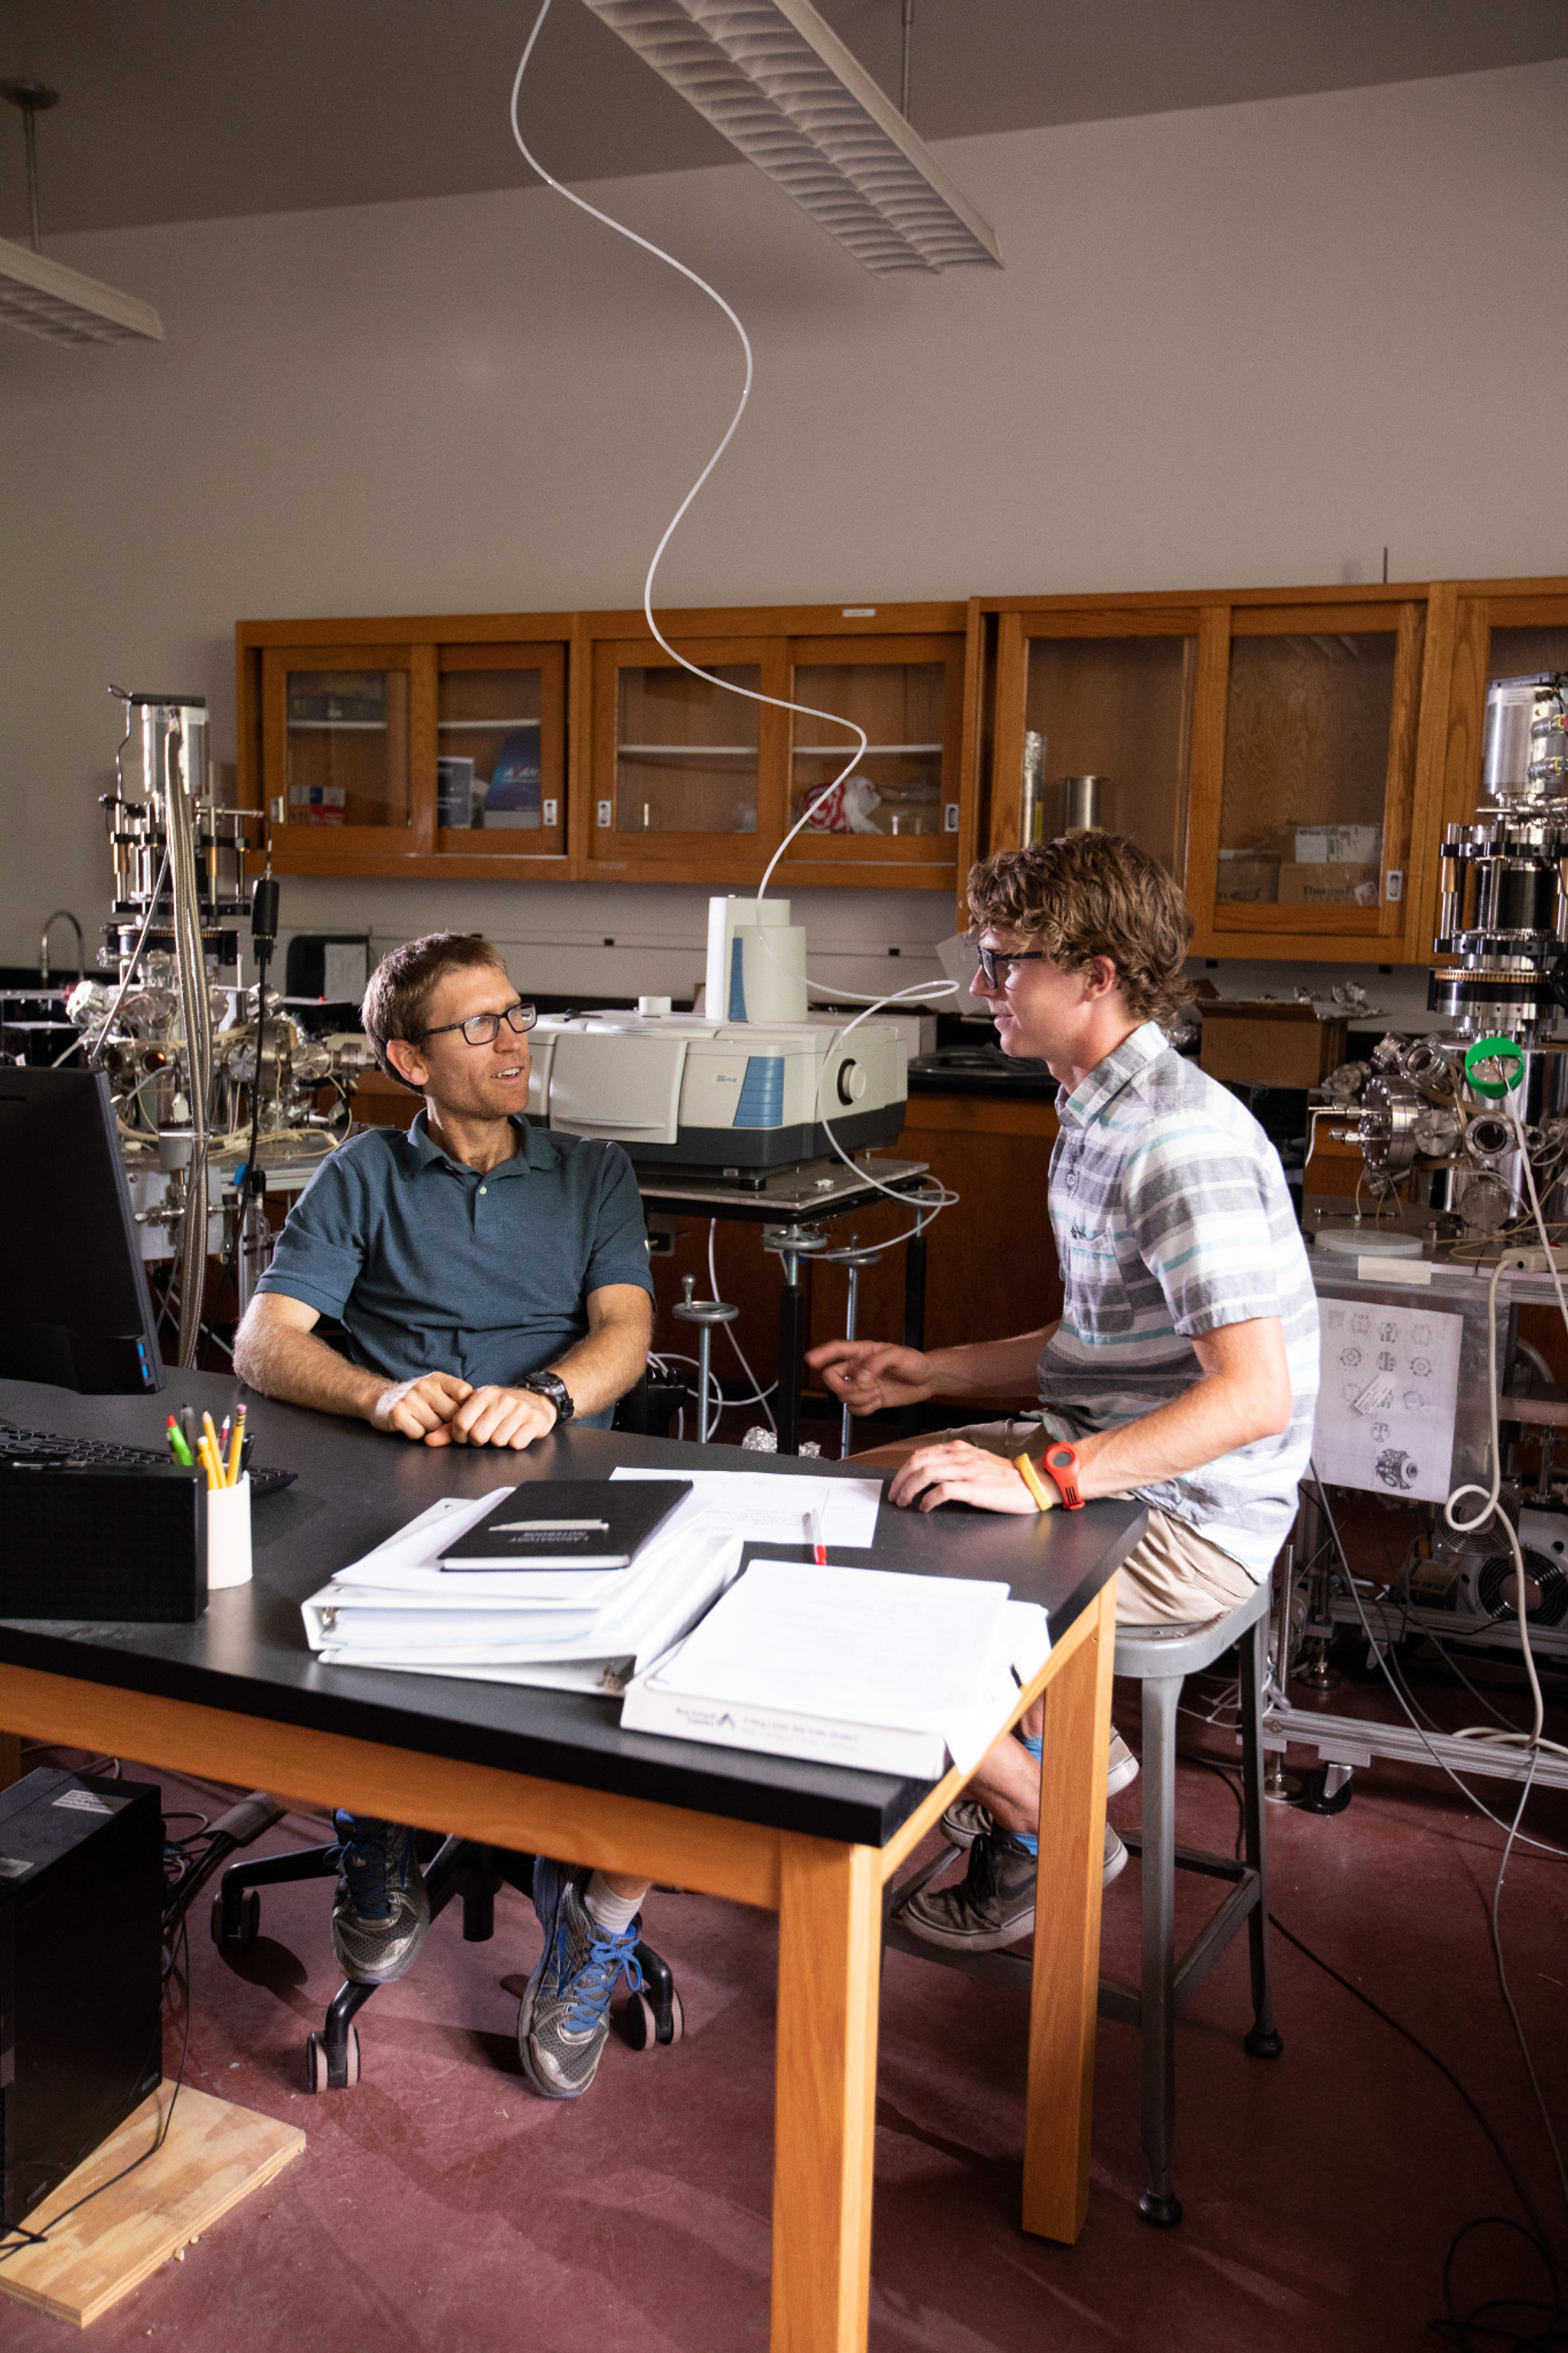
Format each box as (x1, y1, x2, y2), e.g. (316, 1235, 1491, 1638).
(213, 1372, 692, 2092)
(212, 1832, 684, 2090)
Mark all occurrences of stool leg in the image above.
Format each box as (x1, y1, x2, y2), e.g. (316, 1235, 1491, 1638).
(1240, 1611, 1284, 2060)
(1137, 1674, 1182, 2227)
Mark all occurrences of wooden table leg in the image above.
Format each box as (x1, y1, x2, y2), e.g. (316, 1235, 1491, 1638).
(772, 1833, 881, 2353)
(1022, 1574, 1117, 2242)
(0, 1730, 21, 1789)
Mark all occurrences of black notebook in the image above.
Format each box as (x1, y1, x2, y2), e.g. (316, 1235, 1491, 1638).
(437, 1479, 692, 1572)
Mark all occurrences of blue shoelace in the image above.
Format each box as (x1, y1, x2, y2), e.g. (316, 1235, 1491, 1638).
(558, 1922, 645, 2034)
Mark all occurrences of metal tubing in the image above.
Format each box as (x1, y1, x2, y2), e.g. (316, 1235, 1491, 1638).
(839, 1260, 861, 1462)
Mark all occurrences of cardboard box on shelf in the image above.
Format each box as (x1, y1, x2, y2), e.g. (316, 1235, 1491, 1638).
(1293, 825, 1382, 865)
(1199, 1000, 1348, 1089)
(1277, 861, 1380, 907)
(1214, 858, 1281, 904)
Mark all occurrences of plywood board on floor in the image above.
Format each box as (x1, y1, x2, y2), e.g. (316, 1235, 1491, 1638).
(0, 2077, 305, 2328)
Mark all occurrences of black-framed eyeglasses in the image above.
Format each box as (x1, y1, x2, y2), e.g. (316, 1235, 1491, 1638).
(410, 1000, 537, 1048)
(972, 943, 1046, 989)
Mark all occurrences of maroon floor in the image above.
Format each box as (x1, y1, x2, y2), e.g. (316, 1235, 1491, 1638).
(7, 1668, 1567, 2353)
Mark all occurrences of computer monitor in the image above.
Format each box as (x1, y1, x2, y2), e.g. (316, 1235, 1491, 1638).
(0, 1067, 165, 1394)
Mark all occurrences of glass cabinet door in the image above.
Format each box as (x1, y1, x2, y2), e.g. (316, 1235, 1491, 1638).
(616, 662, 760, 834)
(436, 644, 567, 861)
(261, 643, 434, 857)
(986, 614, 1200, 878)
(590, 637, 785, 870)
(1217, 629, 1399, 907)
(779, 633, 964, 880)
(1190, 600, 1426, 953)
(1021, 632, 1194, 871)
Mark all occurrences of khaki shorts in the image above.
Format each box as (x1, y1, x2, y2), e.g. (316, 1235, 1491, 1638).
(929, 1420, 1260, 1627)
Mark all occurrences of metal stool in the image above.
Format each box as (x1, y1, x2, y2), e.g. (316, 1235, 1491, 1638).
(883, 1570, 1281, 2227)
(1105, 1574, 1282, 2226)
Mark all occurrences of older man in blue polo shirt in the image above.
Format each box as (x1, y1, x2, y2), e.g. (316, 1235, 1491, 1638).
(234, 930, 656, 2103)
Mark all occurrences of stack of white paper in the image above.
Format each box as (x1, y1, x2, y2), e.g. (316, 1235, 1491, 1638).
(621, 1557, 1050, 1778)
(301, 1470, 884, 1698)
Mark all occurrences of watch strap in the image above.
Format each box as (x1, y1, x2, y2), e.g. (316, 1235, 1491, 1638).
(520, 1371, 574, 1423)
(1040, 1440, 1086, 1510)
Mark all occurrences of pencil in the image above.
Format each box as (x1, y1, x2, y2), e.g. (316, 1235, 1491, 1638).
(201, 1412, 224, 1486)
(227, 1409, 245, 1488)
(196, 1436, 221, 1492)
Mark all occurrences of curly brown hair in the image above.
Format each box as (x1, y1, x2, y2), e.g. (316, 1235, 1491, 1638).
(361, 931, 510, 1087)
(967, 835, 1196, 1026)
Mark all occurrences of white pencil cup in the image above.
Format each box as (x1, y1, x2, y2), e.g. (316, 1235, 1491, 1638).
(207, 1474, 253, 1590)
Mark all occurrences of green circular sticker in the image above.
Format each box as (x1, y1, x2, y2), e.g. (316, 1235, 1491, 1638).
(1463, 1034, 1525, 1099)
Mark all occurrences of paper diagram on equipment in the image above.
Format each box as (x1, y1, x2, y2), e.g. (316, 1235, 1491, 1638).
(1313, 1301, 1462, 1503)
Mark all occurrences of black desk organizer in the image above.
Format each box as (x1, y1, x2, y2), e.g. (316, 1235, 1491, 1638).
(0, 1462, 207, 1620)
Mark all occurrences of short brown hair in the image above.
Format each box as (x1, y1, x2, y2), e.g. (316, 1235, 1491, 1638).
(361, 932, 509, 1086)
(967, 835, 1196, 1026)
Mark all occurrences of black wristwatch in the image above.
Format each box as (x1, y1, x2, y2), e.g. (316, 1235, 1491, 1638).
(519, 1371, 575, 1426)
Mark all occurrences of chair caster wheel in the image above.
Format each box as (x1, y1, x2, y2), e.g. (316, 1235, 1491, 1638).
(211, 1888, 260, 1947)
(305, 2028, 361, 2093)
(1245, 2026, 1284, 2059)
(1138, 2191, 1183, 2228)
(622, 1987, 684, 2050)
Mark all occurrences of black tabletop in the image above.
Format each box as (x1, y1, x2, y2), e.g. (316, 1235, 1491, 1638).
(0, 1376, 1145, 1848)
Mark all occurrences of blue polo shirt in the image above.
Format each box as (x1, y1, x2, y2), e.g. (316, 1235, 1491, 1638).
(256, 1114, 652, 1427)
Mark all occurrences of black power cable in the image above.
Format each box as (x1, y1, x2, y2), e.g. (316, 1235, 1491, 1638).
(1177, 1744, 1567, 2348)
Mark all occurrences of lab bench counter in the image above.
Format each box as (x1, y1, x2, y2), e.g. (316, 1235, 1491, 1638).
(0, 1374, 1135, 1851)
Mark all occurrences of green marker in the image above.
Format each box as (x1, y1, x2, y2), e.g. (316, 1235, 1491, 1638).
(166, 1414, 195, 1468)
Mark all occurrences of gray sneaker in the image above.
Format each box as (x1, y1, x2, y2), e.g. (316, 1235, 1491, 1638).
(939, 1795, 993, 1848)
(519, 1858, 645, 2102)
(900, 1828, 1039, 1952)
(330, 1813, 430, 1984)
(941, 1730, 1135, 1847)
(911, 1820, 1129, 1945)
(1107, 1729, 1140, 1795)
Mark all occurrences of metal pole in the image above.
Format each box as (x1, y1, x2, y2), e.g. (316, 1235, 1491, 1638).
(840, 1260, 861, 1462)
(900, 0, 913, 119)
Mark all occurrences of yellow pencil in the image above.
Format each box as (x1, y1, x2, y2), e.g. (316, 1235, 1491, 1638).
(196, 1437, 220, 1492)
(228, 1409, 245, 1488)
(201, 1412, 224, 1485)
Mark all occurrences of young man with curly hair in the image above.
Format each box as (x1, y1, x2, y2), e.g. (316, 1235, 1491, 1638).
(808, 834, 1319, 1951)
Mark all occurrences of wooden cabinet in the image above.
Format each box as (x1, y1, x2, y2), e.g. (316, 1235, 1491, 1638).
(1433, 580, 1568, 840)
(970, 584, 1449, 963)
(575, 603, 968, 891)
(240, 602, 968, 893)
(238, 615, 573, 881)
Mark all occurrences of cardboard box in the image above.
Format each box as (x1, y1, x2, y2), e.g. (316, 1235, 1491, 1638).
(1199, 1000, 1348, 1089)
(1214, 858, 1280, 904)
(1277, 861, 1380, 907)
(1294, 825, 1382, 865)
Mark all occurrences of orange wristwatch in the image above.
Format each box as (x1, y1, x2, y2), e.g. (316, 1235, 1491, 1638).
(1040, 1440, 1086, 1510)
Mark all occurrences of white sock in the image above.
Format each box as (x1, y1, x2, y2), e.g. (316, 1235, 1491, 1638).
(582, 1872, 642, 1936)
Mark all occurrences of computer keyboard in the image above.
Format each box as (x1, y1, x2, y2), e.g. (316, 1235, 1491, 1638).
(0, 1421, 296, 1498)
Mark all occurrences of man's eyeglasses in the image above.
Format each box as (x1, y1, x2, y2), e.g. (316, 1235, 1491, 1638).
(410, 1000, 538, 1048)
(972, 943, 1046, 990)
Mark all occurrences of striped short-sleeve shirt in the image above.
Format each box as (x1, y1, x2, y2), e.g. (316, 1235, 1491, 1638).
(1036, 1022, 1319, 1578)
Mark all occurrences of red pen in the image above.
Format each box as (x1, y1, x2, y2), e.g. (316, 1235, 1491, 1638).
(808, 1509, 826, 1567)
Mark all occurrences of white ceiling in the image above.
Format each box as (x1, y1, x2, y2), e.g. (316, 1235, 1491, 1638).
(0, 0, 1563, 241)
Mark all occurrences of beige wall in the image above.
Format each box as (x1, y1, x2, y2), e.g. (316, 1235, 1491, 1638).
(2, 57, 1565, 990)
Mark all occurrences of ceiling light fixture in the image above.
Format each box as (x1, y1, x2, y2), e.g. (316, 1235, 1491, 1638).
(0, 80, 163, 345)
(577, 0, 1002, 277)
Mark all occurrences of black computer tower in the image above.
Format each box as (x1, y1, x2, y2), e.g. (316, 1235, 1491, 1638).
(0, 1768, 164, 2230)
